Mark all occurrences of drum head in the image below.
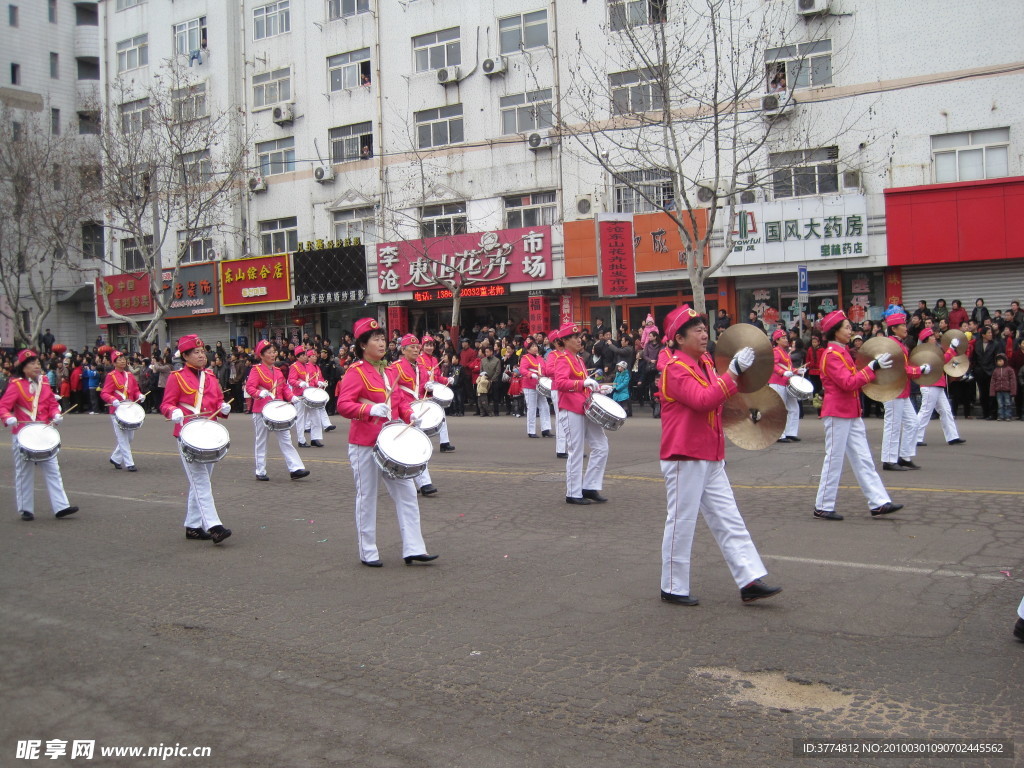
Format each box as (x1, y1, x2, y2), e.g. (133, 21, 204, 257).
(180, 419, 229, 448)
(430, 383, 454, 404)
(116, 402, 145, 422)
(377, 423, 432, 464)
(263, 400, 297, 421)
(788, 375, 814, 398)
(411, 400, 445, 431)
(591, 393, 627, 419)
(304, 387, 329, 405)
(18, 423, 60, 451)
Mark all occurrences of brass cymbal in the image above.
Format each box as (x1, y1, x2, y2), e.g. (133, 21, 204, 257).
(940, 329, 968, 352)
(855, 336, 906, 403)
(943, 354, 970, 379)
(723, 386, 787, 450)
(714, 324, 773, 393)
(909, 344, 944, 387)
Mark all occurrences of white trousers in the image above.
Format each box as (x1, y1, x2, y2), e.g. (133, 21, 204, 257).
(1018, 595, 1024, 621)
(915, 386, 960, 443)
(293, 402, 324, 443)
(319, 407, 331, 429)
(524, 388, 551, 435)
(109, 415, 136, 467)
(438, 417, 450, 444)
(816, 417, 890, 512)
(769, 383, 801, 438)
(551, 390, 567, 453)
(10, 434, 70, 515)
(348, 443, 426, 561)
(881, 397, 918, 463)
(252, 413, 304, 476)
(563, 410, 608, 498)
(178, 444, 223, 530)
(660, 460, 767, 596)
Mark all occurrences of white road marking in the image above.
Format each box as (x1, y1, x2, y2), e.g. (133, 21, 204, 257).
(764, 554, 1014, 582)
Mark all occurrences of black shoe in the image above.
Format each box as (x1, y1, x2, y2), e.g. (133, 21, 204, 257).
(556, 452, 568, 459)
(55, 506, 79, 519)
(528, 433, 539, 438)
(185, 526, 213, 540)
(565, 496, 592, 505)
(786, 435, 801, 442)
(439, 443, 456, 453)
(882, 462, 908, 471)
(947, 438, 966, 445)
(125, 465, 137, 472)
(582, 489, 608, 503)
(290, 469, 310, 480)
(109, 459, 121, 469)
(208, 525, 232, 544)
(361, 559, 383, 568)
(541, 430, 554, 438)
(296, 442, 308, 448)
(324, 425, 337, 432)
(660, 590, 699, 606)
(916, 442, 927, 447)
(20, 511, 34, 521)
(776, 437, 791, 443)
(740, 579, 783, 603)
(870, 502, 903, 517)
(256, 473, 269, 481)
(404, 553, 439, 565)
(419, 484, 438, 496)
(813, 508, 843, 521)
(310, 440, 324, 447)
(897, 458, 920, 470)
(1014, 618, 1024, 642)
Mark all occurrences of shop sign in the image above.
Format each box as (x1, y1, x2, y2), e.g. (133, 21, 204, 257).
(559, 294, 572, 325)
(597, 215, 637, 298)
(95, 273, 153, 318)
(412, 285, 508, 301)
(219, 254, 291, 306)
(159, 262, 218, 319)
(885, 268, 903, 307)
(375, 227, 551, 294)
(293, 245, 368, 306)
(528, 295, 550, 334)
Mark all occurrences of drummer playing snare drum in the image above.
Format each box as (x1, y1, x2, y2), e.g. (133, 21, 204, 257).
(768, 329, 805, 444)
(101, 350, 145, 471)
(336, 318, 438, 568)
(160, 335, 232, 544)
(245, 340, 310, 482)
(0, 349, 78, 522)
(392, 333, 440, 496)
(417, 335, 456, 453)
(288, 346, 325, 448)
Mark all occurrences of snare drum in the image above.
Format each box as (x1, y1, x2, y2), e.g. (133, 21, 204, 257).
(786, 375, 814, 401)
(114, 401, 146, 431)
(537, 376, 553, 399)
(429, 383, 454, 408)
(179, 419, 230, 463)
(410, 399, 445, 437)
(302, 387, 330, 409)
(584, 393, 627, 431)
(16, 423, 61, 462)
(262, 400, 298, 431)
(373, 422, 433, 480)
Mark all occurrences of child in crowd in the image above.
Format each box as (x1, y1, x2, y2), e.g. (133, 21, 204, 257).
(476, 371, 492, 417)
(990, 353, 1017, 421)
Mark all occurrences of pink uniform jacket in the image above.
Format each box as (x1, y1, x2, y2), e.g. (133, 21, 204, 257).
(100, 370, 141, 414)
(245, 364, 296, 414)
(519, 353, 544, 390)
(160, 366, 228, 438)
(391, 357, 429, 400)
(922, 346, 956, 389)
(288, 360, 320, 392)
(0, 377, 61, 434)
(893, 338, 923, 399)
(658, 349, 737, 461)
(336, 360, 413, 447)
(819, 342, 876, 419)
(552, 351, 591, 414)
(768, 347, 794, 387)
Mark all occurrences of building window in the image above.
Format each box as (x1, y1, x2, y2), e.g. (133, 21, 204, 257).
(11, 120, 23, 141)
(77, 111, 100, 135)
(50, 52, 59, 79)
(610, 68, 664, 115)
(932, 128, 1009, 184)
(121, 236, 152, 272)
(119, 98, 151, 133)
(500, 89, 553, 134)
(256, 137, 295, 176)
(505, 192, 557, 228)
(253, 67, 290, 108)
(173, 82, 207, 122)
(79, 164, 101, 189)
(179, 150, 213, 185)
(421, 202, 467, 238)
(770, 147, 839, 199)
(613, 169, 673, 213)
(177, 229, 215, 263)
(77, 57, 100, 80)
(52, 164, 61, 191)
(82, 222, 104, 261)
(75, 3, 98, 25)
(9, 5, 17, 26)
(499, 10, 548, 54)
(413, 27, 460, 73)
(609, 0, 667, 31)
(254, 1, 290, 40)
(116, 34, 148, 73)
(415, 104, 463, 149)
(764, 40, 832, 91)
(329, 121, 373, 163)
(48, 0, 56, 22)
(10, 62, 19, 85)
(328, 0, 369, 20)
(116, 0, 143, 9)
(51, 108, 60, 135)
(174, 16, 208, 56)
(328, 48, 371, 91)
(260, 217, 298, 255)
(333, 206, 376, 244)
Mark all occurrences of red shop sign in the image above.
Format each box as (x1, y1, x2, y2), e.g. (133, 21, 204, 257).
(95, 273, 153, 318)
(219, 254, 292, 306)
(597, 216, 637, 298)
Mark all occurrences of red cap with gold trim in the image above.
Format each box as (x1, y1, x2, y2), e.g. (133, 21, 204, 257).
(399, 334, 419, 347)
(664, 305, 700, 342)
(771, 329, 787, 342)
(177, 334, 203, 354)
(255, 339, 272, 357)
(555, 322, 581, 339)
(16, 349, 39, 367)
(354, 317, 381, 338)
(820, 310, 847, 335)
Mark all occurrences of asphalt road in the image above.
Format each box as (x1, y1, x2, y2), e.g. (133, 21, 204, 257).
(1, 405, 1021, 767)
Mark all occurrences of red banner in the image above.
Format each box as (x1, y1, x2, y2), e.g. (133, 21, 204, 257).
(219, 254, 292, 306)
(559, 293, 573, 325)
(597, 217, 637, 298)
(387, 305, 409, 336)
(528, 295, 549, 336)
(884, 267, 903, 307)
(95, 273, 153, 318)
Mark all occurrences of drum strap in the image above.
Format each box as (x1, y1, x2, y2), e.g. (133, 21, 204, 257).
(24, 378, 42, 422)
(112, 371, 129, 399)
(182, 370, 206, 415)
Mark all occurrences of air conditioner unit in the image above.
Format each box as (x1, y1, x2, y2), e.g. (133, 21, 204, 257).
(760, 93, 796, 117)
(249, 175, 267, 193)
(738, 188, 763, 205)
(313, 164, 335, 183)
(842, 170, 861, 190)
(271, 102, 295, 125)
(437, 66, 461, 85)
(482, 56, 506, 76)
(796, 0, 830, 16)
(527, 131, 557, 151)
(695, 179, 732, 205)
(574, 194, 594, 219)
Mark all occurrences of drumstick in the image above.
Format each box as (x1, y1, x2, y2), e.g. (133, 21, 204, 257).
(162, 399, 234, 420)
(62, 404, 79, 415)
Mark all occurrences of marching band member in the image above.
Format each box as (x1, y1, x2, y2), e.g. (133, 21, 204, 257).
(288, 346, 324, 448)
(768, 329, 804, 443)
(245, 340, 310, 482)
(336, 318, 437, 568)
(880, 306, 928, 471)
(814, 311, 902, 521)
(100, 350, 145, 471)
(160, 335, 232, 544)
(1, 349, 78, 521)
(914, 328, 966, 447)
(545, 329, 568, 459)
(658, 306, 781, 606)
(392, 334, 439, 496)
(551, 322, 608, 505)
(418, 335, 456, 452)
(519, 339, 553, 439)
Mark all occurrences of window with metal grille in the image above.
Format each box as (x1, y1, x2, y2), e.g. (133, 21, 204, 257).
(121, 236, 152, 272)
(329, 121, 373, 163)
(769, 147, 839, 198)
(613, 169, 673, 213)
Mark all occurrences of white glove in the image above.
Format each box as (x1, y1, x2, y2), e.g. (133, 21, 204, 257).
(583, 377, 600, 391)
(530, 372, 539, 379)
(170, 409, 184, 424)
(798, 367, 807, 376)
(137, 395, 146, 403)
(446, 377, 455, 386)
(729, 347, 756, 376)
(425, 381, 436, 392)
(52, 414, 63, 426)
(258, 389, 272, 399)
(5, 417, 17, 427)
(920, 363, 932, 375)
(219, 402, 231, 416)
(950, 338, 960, 349)
(369, 403, 391, 419)
(291, 396, 301, 405)
(111, 399, 122, 407)
(783, 371, 794, 379)
(870, 352, 893, 370)
(318, 380, 328, 389)
(411, 415, 422, 428)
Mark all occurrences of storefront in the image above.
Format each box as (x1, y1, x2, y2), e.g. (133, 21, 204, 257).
(292, 243, 370, 345)
(159, 262, 230, 346)
(218, 253, 294, 350)
(94, 273, 154, 352)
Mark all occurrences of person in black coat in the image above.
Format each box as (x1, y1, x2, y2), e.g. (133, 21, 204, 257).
(971, 298, 991, 327)
(971, 325, 1000, 420)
